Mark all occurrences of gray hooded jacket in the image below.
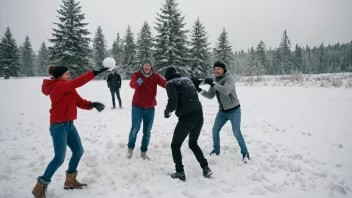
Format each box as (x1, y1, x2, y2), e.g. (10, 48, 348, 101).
(201, 72, 240, 111)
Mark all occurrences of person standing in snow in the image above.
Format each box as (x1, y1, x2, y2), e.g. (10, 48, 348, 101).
(191, 61, 250, 162)
(127, 59, 167, 160)
(164, 67, 212, 181)
(32, 66, 108, 197)
(107, 68, 122, 109)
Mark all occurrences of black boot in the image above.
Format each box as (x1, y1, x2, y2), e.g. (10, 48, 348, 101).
(203, 166, 212, 178)
(242, 154, 250, 163)
(209, 150, 219, 156)
(169, 171, 186, 182)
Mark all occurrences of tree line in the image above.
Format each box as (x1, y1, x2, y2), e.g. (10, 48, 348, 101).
(1, 0, 351, 79)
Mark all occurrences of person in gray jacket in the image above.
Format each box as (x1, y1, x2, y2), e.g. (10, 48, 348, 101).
(191, 61, 250, 162)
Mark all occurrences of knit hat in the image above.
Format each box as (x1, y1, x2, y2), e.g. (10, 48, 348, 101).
(213, 61, 227, 73)
(165, 66, 182, 81)
(141, 59, 153, 68)
(164, 67, 176, 81)
(140, 59, 154, 78)
(48, 66, 69, 79)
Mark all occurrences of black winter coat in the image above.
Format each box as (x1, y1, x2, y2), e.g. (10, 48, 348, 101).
(165, 74, 202, 117)
(107, 73, 121, 89)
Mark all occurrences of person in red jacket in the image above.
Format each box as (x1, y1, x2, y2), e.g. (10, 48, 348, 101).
(127, 59, 166, 160)
(32, 65, 108, 198)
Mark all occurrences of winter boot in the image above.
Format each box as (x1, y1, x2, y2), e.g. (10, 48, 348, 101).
(32, 178, 49, 198)
(140, 152, 150, 160)
(127, 148, 133, 159)
(202, 166, 212, 178)
(169, 171, 186, 182)
(111, 106, 116, 109)
(64, 171, 87, 190)
(209, 150, 219, 156)
(242, 154, 250, 164)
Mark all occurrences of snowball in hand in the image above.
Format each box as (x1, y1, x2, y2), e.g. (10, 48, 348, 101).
(103, 58, 116, 71)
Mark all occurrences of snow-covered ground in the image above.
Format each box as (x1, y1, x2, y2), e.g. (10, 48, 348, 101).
(0, 77, 351, 198)
(236, 72, 352, 88)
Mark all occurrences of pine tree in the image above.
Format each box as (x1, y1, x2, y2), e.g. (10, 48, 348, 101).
(246, 47, 264, 76)
(344, 47, 352, 72)
(111, 33, 123, 69)
(330, 55, 341, 73)
(294, 44, 303, 73)
(256, 40, 268, 74)
(18, 45, 24, 75)
(317, 43, 327, 73)
(0, 27, 20, 79)
(137, 21, 153, 62)
(154, 0, 190, 75)
(36, 42, 49, 76)
(278, 30, 292, 74)
(48, 0, 91, 77)
(121, 25, 137, 78)
(246, 47, 257, 76)
(21, 36, 35, 76)
(93, 26, 107, 69)
(189, 17, 211, 78)
(304, 45, 313, 74)
(214, 28, 234, 69)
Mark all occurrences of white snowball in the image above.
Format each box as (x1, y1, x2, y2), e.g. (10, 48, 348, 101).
(103, 58, 116, 71)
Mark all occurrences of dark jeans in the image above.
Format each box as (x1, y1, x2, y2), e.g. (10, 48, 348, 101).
(39, 121, 84, 182)
(110, 87, 122, 107)
(127, 106, 155, 152)
(171, 110, 208, 172)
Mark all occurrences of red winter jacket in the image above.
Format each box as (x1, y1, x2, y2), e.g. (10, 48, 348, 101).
(42, 71, 95, 124)
(130, 70, 167, 109)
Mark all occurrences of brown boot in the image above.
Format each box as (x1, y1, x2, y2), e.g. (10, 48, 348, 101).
(32, 179, 49, 198)
(64, 171, 87, 190)
(140, 152, 150, 160)
(127, 148, 133, 159)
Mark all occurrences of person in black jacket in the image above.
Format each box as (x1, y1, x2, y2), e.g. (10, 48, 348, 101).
(164, 67, 212, 181)
(106, 69, 122, 109)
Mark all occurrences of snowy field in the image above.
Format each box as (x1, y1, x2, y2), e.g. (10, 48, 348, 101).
(0, 77, 352, 198)
(236, 73, 352, 88)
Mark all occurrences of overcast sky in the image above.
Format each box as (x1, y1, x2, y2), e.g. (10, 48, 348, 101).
(0, 0, 351, 53)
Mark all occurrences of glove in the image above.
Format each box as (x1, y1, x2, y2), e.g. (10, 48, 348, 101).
(190, 75, 203, 92)
(137, 78, 143, 85)
(190, 75, 202, 88)
(89, 102, 105, 112)
(204, 78, 214, 86)
(93, 67, 109, 76)
(164, 110, 171, 118)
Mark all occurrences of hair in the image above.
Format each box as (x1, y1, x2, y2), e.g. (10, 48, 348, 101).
(48, 65, 56, 76)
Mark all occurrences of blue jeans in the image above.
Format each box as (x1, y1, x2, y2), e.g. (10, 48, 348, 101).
(212, 107, 249, 155)
(39, 121, 84, 183)
(127, 106, 155, 152)
(110, 87, 122, 107)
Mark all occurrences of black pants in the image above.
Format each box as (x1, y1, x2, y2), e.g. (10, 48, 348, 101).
(171, 110, 208, 172)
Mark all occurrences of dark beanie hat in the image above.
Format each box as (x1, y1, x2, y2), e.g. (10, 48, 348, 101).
(51, 66, 69, 79)
(164, 67, 177, 81)
(213, 61, 226, 72)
